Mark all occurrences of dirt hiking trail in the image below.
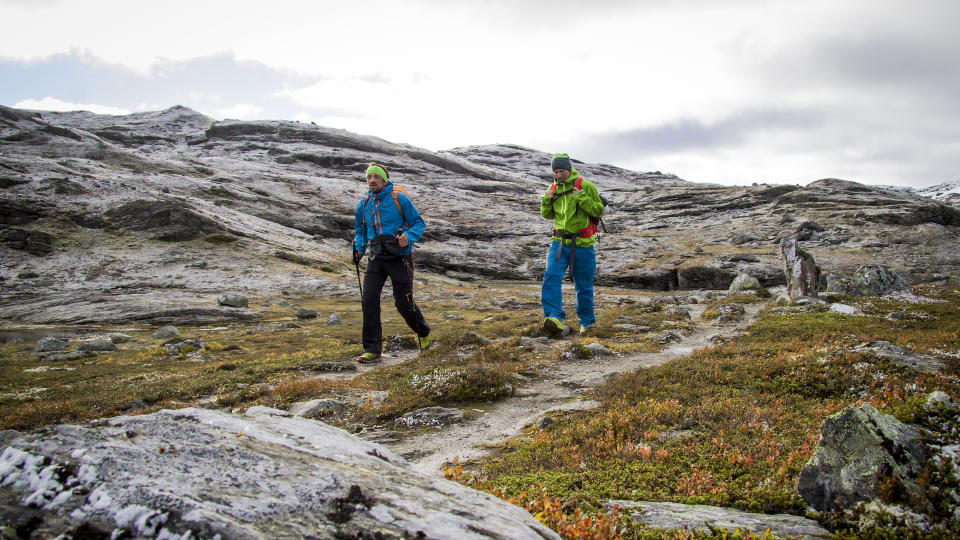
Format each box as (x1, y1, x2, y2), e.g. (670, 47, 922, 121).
(353, 302, 766, 476)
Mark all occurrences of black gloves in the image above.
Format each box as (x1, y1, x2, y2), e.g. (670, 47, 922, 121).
(352, 250, 363, 265)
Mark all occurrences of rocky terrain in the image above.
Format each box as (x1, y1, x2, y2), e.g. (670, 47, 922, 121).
(2, 104, 958, 327)
(2, 104, 960, 538)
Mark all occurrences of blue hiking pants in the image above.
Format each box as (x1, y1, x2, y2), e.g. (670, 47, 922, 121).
(541, 241, 596, 327)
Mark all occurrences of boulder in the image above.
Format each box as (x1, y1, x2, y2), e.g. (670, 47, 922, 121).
(290, 399, 349, 418)
(609, 500, 830, 539)
(218, 293, 249, 308)
(163, 339, 204, 353)
(825, 265, 909, 297)
(106, 332, 134, 344)
(924, 391, 958, 411)
(296, 307, 318, 319)
(35, 336, 68, 353)
(853, 341, 946, 373)
(728, 273, 761, 293)
(798, 404, 926, 512)
(779, 236, 820, 300)
(0, 408, 557, 539)
(584, 342, 611, 356)
(326, 313, 342, 325)
(77, 339, 117, 352)
(829, 303, 860, 315)
(152, 325, 180, 339)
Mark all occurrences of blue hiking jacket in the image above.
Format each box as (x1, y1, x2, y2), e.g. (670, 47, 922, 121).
(353, 183, 425, 256)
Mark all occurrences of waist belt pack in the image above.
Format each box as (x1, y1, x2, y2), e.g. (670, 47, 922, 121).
(370, 234, 405, 259)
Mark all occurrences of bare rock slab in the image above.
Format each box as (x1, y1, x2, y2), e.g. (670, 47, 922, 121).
(0, 407, 557, 539)
(609, 500, 830, 539)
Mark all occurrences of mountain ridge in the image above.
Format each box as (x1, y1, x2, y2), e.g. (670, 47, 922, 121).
(1, 104, 958, 326)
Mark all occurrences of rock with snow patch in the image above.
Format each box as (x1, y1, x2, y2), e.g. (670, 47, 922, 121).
(326, 313, 342, 325)
(829, 303, 860, 315)
(397, 407, 464, 428)
(0, 407, 557, 539)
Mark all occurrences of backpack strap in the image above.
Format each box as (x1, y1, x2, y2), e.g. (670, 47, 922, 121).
(361, 188, 410, 235)
(391, 190, 410, 229)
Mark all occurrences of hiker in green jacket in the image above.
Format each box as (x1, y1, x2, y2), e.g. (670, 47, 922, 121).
(540, 153, 604, 336)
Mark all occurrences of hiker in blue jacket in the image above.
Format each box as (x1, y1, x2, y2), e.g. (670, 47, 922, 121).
(352, 163, 431, 363)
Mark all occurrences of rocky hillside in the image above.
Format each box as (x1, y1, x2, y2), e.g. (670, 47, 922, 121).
(1, 104, 958, 325)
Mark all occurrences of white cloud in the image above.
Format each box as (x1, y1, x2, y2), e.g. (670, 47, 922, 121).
(215, 103, 264, 121)
(13, 96, 130, 115)
(2, 0, 958, 187)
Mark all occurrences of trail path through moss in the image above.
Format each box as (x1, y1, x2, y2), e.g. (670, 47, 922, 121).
(374, 302, 767, 475)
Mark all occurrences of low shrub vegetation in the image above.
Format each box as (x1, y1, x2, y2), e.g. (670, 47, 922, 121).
(3, 283, 959, 538)
(446, 286, 960, 538)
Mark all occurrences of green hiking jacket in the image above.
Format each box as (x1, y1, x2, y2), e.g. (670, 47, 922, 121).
(540, 169, 604, 247)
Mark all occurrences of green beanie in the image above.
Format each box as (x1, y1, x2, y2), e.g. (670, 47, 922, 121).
(551, 153, 572, 171)
(365, 164, 389, 182)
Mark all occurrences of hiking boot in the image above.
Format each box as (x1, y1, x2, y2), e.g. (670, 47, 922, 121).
(543, 317, 569, 336)
(418, 335, 433, 350)
(579, 324, 595, 337)
(356, 352, 381, 364)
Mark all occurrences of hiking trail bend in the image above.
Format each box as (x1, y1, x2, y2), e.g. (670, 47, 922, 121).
(361, 301, 766, 476)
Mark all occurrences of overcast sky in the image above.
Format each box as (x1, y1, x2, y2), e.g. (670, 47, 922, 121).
(2, 0, 958, 187)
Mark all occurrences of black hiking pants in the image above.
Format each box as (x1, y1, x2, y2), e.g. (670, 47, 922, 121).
(361, 254, 430, 354)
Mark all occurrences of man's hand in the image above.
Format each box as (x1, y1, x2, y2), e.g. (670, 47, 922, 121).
(545, 183, 557, 199)
(352, 250, 363, 265)
(396, 232, 409, 247)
